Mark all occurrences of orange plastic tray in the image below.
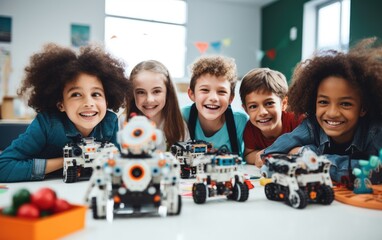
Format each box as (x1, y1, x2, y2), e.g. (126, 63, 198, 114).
(0, 205, 86, 240)
(334, 185, 382, 210)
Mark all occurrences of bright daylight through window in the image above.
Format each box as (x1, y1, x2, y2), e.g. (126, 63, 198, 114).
(105, 0, 187, 78)
(316, 0, 350, 51)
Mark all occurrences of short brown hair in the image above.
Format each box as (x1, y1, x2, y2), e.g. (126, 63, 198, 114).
(239, 68, 288, 105)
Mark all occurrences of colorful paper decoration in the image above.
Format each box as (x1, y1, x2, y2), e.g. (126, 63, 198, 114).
(195, 42, 209, 54)
(222, 38, 232, 47)
(210, 41, 222, 52)
(266, 49, 276, 60)
(193, 38, 232, 54)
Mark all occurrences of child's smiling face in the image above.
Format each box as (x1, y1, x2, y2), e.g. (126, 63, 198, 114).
(244, 90, 287, 139)
(316, 76, 366, 144)
(58, 73, 107, 137)
(133, 70, 167, 125)
(188, 74, 233, 122)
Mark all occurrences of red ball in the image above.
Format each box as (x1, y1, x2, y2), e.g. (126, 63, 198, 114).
(17, 204, 40, 219)
(31, 188, 57, 211)
(53, 198, 72, 213)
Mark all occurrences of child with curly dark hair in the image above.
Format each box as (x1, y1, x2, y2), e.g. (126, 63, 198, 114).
(263, 37, 382, 183)
(0, 43, 130, 182)
(182, 55, 248, 156)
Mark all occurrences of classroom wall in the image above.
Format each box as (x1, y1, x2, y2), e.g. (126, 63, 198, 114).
(187, 0, 261, 79)
(0, 0, 261, 98)
(349, 0, 382, 45)
(261, 0, 308, 82)
(261, 0, 382, 82)
(0, 0, 105, 96)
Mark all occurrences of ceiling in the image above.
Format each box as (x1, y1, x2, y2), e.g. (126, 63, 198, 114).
(208, 0, 278, 7)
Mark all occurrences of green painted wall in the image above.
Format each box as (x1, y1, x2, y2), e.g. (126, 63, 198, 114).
(261, 0, 382, 82)
(261, 0, 308, 82)
(349, 0, 382, 46)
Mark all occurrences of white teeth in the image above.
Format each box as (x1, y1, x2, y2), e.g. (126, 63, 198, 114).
(257, 118, 271, 123)
(80, 112, 97, 117)
(205, 105, 219, 109)
(144, 106, 156, 109)
(326, 121, 341, 126)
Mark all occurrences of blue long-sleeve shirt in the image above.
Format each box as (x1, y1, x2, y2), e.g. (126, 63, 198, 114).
(263, 116, 382, 182)
(0, 111, 118, 182)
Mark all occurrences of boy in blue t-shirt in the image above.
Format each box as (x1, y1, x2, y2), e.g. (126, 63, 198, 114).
(182, 55, 248, 156)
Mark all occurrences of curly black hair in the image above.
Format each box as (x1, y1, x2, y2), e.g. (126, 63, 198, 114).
(288, 37, 382, 120)
(18, 43, 130, 113)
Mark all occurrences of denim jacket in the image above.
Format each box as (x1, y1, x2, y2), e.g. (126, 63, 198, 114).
(263, 116, 382, 182)
(0, 111, 119, 182)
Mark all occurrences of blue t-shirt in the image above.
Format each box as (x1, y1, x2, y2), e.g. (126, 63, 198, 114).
(182, 105, 248, 157)
(0, 110, 119, 182)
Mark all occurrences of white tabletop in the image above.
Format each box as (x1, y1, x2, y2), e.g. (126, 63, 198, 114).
(1, 165, 381, 240)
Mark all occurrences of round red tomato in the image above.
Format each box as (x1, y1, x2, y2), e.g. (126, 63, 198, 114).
(17, 204, 40, 219)
(53, 198, 72, 213)
(31, 188, 57, 211)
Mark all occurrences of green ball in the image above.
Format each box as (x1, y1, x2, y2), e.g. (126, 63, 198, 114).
(2, 206, 16, 216)
(12, 188, 31, 209)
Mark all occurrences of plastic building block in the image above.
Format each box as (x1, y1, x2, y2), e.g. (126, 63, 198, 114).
(191, 145, 253, 204)
(263, 150, 334, 209)
(352, 150, 382, 194)
(171, 140, 213, 179)
(84, 115, 181, 220)
(63, 137, 117, 183)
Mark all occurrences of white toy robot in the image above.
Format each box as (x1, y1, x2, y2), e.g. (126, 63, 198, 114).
(85, 115, 182, 220)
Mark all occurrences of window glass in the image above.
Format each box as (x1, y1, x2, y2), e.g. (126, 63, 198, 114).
(316, 0, 350, 51)
(105, 0, 187, 78)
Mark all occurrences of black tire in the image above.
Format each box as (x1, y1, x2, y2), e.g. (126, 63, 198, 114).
(192, 183, 207, 204)
(228, 182, 249, 202)
(63, 166, 77, 183)
(175, 195, 182, 215)
(287, 189, 308, 209)
(72, 145, 82, 156)
(237, 182, 249, 202)
(170, 145, 178, 155)
(318, 185, 334, 205)
(264, 183, 283, 201)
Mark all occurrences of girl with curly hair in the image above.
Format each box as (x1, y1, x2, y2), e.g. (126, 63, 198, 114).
(0, 43, 130, 182)
(120, 60, 190, 150)
(264, 37, 382, 184)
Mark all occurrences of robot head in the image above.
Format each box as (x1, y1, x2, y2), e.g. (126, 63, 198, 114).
(299, 149, 319, 171)
(118, 115, 163, 155)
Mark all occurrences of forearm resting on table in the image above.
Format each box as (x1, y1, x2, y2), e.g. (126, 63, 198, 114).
(244, 149, 264, 168)
(289, 147, 301, 155)
(45, 157, 64, 174)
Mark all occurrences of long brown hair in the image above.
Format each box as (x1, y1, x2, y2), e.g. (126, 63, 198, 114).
(125, 60, 186, 148)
